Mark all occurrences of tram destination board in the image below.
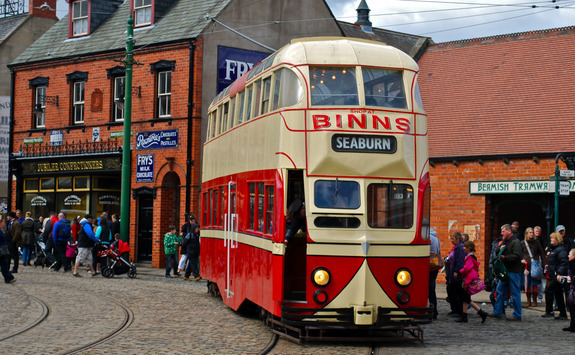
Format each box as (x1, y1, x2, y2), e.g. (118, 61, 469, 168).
(331, 133, 397, 154)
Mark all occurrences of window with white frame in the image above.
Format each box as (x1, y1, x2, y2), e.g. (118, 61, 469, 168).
(157, 71, 171, 117)
(35, 87, 46, 128)
(113, 77, 125, 122)
(73, 82, 85, 124)
(72, 0, 88, 36)
(134, 0, 152, 26)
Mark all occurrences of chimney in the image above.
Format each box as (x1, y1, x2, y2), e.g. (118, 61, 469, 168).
(29, 0, 57, 20)
(355, 0, 373, 34)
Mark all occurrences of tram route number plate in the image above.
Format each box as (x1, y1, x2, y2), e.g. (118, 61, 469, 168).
(331, 134, 397, 154)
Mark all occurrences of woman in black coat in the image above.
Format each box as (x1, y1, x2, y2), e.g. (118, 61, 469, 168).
(542, 232, 569, 319)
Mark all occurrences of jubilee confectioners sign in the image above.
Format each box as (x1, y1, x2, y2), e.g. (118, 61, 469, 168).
(20, 156, 122, 175)
(470, 180, 575, 194)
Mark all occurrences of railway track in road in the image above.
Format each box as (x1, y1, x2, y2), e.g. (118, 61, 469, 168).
(64, 296, 135, 354)
(0, 294, 50, 342)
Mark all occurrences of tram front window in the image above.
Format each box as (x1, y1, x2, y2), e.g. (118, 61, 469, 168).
(314, 180, 360, 209)
(310, 67, 358, 106)
(367, 183, 413, 228)
(363, 68, 407, 109)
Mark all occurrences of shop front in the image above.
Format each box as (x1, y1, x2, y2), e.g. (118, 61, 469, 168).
(14, 153, 122, 219)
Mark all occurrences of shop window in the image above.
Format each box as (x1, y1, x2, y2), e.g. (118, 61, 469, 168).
(71, 0, 89, 36)
(23, 193, 53, 219)
(57, 177, 73, 191)
(134, 0, 152, 27)
(40, 178, 55, 191)
(58, 191, 88, 218)
(93, 176, 121, 190)
(91, 191, 121, 217)
(24, 179, 39, 192)
(74, 176, 90, 190)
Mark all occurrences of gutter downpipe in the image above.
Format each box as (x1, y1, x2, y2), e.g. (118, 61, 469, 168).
(185, 40, 196, 220)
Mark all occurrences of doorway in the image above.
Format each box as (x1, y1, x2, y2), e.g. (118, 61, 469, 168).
(137, 195, 154, 263)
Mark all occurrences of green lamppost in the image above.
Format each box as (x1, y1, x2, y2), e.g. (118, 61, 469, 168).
(554, 153, 562, 231)
(119, 17, 136, 243)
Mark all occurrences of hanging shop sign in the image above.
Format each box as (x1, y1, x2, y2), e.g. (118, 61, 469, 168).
(136, 129, 178, 150)
(136, 154, 154, 183)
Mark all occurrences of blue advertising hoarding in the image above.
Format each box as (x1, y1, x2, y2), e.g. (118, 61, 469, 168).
(136, 129, 178, 150)
(217, 46, 270, 93)
(136, 154, 154, 183)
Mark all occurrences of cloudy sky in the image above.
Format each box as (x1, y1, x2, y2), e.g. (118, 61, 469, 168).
(51, 0, 574, 43)
(325, 0, 575, 42)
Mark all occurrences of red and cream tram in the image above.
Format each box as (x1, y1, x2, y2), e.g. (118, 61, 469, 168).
(200, 37, 431, 342)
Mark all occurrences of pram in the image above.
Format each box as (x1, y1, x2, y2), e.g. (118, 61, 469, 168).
(34, 240, 56, 269)
(94, 241, 137, 278)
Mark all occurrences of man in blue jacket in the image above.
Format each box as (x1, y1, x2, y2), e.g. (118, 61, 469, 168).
(72, 214, 99, 277)
(52, 212, 71, 272)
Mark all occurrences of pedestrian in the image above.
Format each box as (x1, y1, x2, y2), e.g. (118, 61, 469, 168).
(446, 231, 465, 317)
(42, 211, 56, 256)
(562, 248, 575, 332)
(94, 215, 112, 274)
(462, 232, 469, 242)
(5, 211, 22, 273)
(556, 225, 572, 256)
(456, 240, 488, 323)
(0, 215, 16, 283)
(541, 232, 569, 319)
(521, 227, 545, 307)
(164, 225, 180, 278)
(428, 227, 441, 320)
(183, 223, 201, 281)
(110, 214, 120, 237)
(489, 223, 523, 321)
(16, 209, 24, 224)
(73, 214, 98, 277)
(178, 214, 196, 273)
(52, 212, 72, 272)
(21, 211, 36, 266)
(512, 221, 522, 241)
(488, 234, 503, 306)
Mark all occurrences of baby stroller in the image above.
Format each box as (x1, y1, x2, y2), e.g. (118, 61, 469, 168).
(34, 240, 56, 269)
(94, 241, 137, 278)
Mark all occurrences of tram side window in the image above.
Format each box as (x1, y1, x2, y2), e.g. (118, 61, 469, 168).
(367, 183, 413, 228)
(258, 182, 265, 232)
(237, 91, 245, 125)
(272, 70, 282, 111)
(254, 80, 262, 117)
(220, 186, 225, 227)
(249, 183, 256, 230)
(279, 68, 303, 108)
(363, 68, 407, 109)
(211, 189, 219, 226)
(245, 85, 253, 121)
(202, 192, 209, 226)
(310, 66, 358, 106)
(261, 77, 272, 115)
(265, 185, 274, 234)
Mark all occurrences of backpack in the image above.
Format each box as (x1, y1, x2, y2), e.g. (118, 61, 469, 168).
(57, 219, 72, 240)
(492, 247, 508, 281)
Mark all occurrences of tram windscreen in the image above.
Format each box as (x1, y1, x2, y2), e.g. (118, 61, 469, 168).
(314, 180, 360, 209)
(310, 67, 358, 106)
(367, 183, 413, 228)
(363, 68, 407, 109)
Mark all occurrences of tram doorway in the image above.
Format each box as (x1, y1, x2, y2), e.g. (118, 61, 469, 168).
(137, 194, 154, 263)
(284, 170, 306, 301)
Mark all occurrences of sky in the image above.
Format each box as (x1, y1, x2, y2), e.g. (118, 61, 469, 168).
(50, 0, 575, 43)
(325, 0, 575, 42)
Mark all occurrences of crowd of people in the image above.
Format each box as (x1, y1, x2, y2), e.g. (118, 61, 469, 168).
(432, 221, 575, 332)
(0, 210, 122, 282)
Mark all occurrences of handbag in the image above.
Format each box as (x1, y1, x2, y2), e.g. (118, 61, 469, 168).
(467, 276, 485, 295)
(430, 252, 444, 271)
(484, 278, 497, 292)
(523, 240, 543, 280)
(567, 283, 575, 308)
(493, 247, 509, 281)
(0, 243, 9, 257)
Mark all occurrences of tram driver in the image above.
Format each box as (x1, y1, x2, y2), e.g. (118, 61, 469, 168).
(284, 199, 306, 243)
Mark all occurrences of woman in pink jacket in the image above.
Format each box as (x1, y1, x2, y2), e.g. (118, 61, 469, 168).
(456, 240, 488, 323)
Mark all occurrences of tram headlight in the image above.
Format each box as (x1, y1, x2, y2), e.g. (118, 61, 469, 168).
(311, 267, 331, 287)
(395, 268, 412, 287)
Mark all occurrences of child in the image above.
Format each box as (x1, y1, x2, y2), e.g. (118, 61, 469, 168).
(457, 240, 488, 323)
(183, 223, 201, 281)
(164, 225, 180, 278)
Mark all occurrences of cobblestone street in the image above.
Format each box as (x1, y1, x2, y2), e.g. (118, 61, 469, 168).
(2, 266, 573, 354)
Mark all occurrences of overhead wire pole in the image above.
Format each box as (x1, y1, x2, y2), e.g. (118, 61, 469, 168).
(119, 17, 137, 243)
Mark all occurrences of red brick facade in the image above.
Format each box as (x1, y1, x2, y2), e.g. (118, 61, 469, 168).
(11, 38, 204, 267)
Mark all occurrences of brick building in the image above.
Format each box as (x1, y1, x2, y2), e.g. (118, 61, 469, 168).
(418, 27, 575, 279)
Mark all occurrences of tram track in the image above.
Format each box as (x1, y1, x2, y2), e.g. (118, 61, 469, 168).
(0, 294, 51, 342)
(64, 296, 134, 354)
(258, 333, 279, 355)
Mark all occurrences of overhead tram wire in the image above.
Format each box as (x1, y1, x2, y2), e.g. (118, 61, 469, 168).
(396, 0, 572, 9)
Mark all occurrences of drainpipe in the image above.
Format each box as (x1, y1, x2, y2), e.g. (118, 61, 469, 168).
(7, 68, 16, 212)
(185, 40, 196, 220)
